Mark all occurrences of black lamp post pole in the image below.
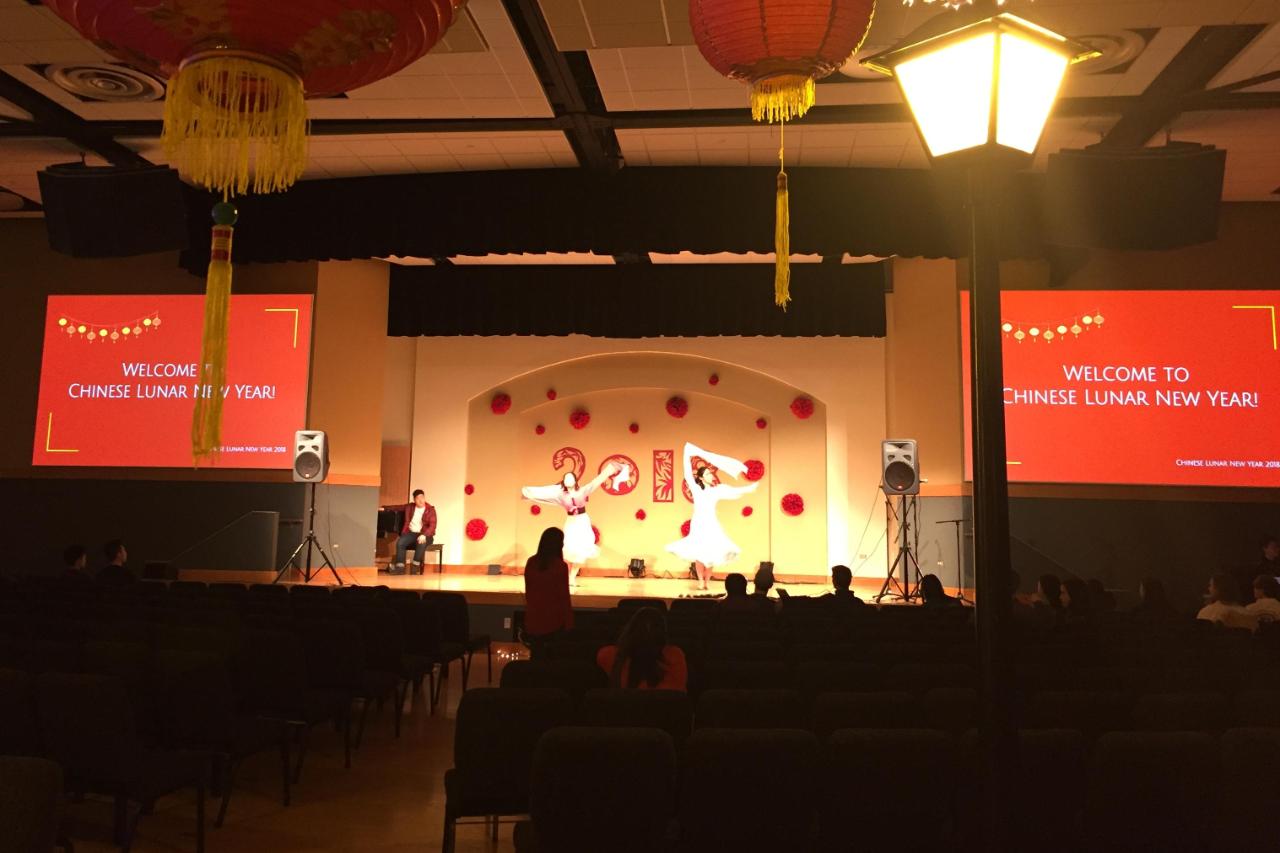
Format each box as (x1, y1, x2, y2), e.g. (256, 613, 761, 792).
(967, 161, 1017, 853)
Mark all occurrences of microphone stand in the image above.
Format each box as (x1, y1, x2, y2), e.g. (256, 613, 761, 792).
(936, 518, 971, 603)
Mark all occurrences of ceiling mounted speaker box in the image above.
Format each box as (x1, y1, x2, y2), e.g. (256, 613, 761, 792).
(37, 163, 188, 258)
(1044, 143, 1225, 251)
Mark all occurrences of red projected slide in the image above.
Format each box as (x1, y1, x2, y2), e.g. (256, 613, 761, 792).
(33, 294, 313, 468)
(961, 290, 1280, 488)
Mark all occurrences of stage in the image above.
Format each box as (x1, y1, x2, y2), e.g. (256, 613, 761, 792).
(373, 571, 946, 610)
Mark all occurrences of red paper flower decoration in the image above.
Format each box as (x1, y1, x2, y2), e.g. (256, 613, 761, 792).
(744, 460, 765, 482)
(681, 519, 692, 537)
(666, 396, 689, 418)
(465, 519, 488, 540)
(491, 393, 512, 415)
(569, 409, 590, 430)
(530, 505, 541, 516)
(756, 417, 768, 430)
(464, 484, 475, 495)
(781, 493, 805, 516)
(535, 424, 546, 435)
(546, 389, 557, 400)
(635, 509, 647, 521)
(629, 422, 640, 434)
(742, 506, 754, 517)
(708, 373, 720, 386)
(790, 396, 814, 419)
(592, 525, 601, 545)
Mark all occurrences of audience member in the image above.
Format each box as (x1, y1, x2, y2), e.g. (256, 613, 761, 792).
(97, 540, 133, 584)
(596, 607, 688, 690)
(1245, 574, 1280, 625)
(1130, 577, 1180, 625)
(919, 573, 962, 609)
(718, 573, 758, 614)
(1024, 573, 1064, 629)
(1233, 535, 1279, 605)
(750, 565, 780, 613)
(1086, 578, 1117, 615)
(61, 544, 90, 581)
(523, 527, 573, 657)
(822, 565, 865, 612)
(1009, 570, 1035, 606)
(1060, 578, 1094, 625)
(1196, 572, 1253, 630)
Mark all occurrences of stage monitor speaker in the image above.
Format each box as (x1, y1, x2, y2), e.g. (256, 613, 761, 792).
(292, 430, 329, 483)
(38, 163, 189, 257)
(628, 558, 645, 579)
(1044, 143, 1225, 251)
(881, 439, 920, 496)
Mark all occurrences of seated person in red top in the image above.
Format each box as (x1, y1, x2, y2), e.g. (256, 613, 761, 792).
(523, 527, 573, 657)
(392, 489, 437, 575)
(596, 607, 688, 691)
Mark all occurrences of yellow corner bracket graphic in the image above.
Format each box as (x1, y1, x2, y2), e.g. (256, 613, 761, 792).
(45, 412, 78, 454)
(1232, 305, 1278, 351)
(264, 307, 300, 349)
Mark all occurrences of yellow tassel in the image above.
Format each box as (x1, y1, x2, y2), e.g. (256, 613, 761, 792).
(775, 169, 791, 310)
(192, 205, 236, 465)
(162, 50, 308, 198)
(751, 74, 816, 124)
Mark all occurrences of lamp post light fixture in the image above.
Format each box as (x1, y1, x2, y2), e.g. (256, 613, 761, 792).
(864, 8, 1096, 852)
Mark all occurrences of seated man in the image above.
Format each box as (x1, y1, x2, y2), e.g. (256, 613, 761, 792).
(97, 539, 134, 583)
(62, 544, 90, 581)
(822, 564, 865, 610)
(749, 565, 781, 613)
(392, 489, 437, 575)
(718, 572, 759, 614)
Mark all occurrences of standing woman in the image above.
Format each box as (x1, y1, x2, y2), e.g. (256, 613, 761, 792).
(523, 527, 572, 658)
(666, 441, 759, 591)
(522, 460, 629, 583)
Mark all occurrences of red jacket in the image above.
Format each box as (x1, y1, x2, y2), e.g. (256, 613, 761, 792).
(401, 502, 437, 537)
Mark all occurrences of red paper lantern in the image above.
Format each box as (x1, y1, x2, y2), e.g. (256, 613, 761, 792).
(629, 423, 640, 434)
(666, 396, 689, 419)
(742, 506, 754, 517)
(464, 484, 474, 495)
(781, 493, 805, 516)
(689, 0, 875, 309)
(745, 460, 765, 482)
(709, 373, 720, 386)
(491, 393, 511, 415)
(547, 389, 557, 400)
(465, 518, 488, 540)
(636, 509, 647, 521)
(756, 417, 768, 430)
(681, 519, 692, 537)
(791, 396, 815, 419)
(569, 409, 591, 430)
(535, 424, 546, 435)
(531, 505, 541, 516)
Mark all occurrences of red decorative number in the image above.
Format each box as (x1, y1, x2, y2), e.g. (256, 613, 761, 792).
(552, 446, 585, 481)
(653, 450, 674, 503)
(600, 454, 638, 496)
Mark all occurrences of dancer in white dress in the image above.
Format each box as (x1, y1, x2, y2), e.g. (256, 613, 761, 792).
(522, 461, 629, 582)
(666, 441, 759, 590)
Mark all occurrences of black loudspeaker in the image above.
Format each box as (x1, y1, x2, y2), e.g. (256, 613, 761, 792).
(1044, 142, 1225, 251)
(38, 163, 189, 257)
(881, 439, 920, 496)
(292, 430, 329, 483)
(628, 558, 645, 578)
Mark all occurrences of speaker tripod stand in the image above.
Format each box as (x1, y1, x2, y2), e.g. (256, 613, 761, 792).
(876, 493, 921, 603)
(274, 482, 345, 585)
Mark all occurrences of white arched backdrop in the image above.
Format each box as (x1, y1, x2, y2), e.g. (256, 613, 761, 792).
(406, 335, 889, 580)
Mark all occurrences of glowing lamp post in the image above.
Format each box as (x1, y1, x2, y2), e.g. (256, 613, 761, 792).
(864, 10, 1095, 852)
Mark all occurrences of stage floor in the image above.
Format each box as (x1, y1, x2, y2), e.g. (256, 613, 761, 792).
(376, 571, 926, 610)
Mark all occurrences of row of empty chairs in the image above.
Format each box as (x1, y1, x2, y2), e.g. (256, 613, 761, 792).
(445, 686, 1280, 853)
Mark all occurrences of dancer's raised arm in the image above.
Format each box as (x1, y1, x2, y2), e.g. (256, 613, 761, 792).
(521, 483, 564, 507)
(579, 460, 624, 497)
(715, 481, 760, 500)
(685, 441, 747, 481)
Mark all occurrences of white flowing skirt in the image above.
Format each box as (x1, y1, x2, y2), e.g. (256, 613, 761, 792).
(563, 513, 599, 564)
(666, 519, 740, 569)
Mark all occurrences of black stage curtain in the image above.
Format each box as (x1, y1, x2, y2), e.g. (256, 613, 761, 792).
(180, 166, 1035, 271)
(386, 262, 888, 338)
